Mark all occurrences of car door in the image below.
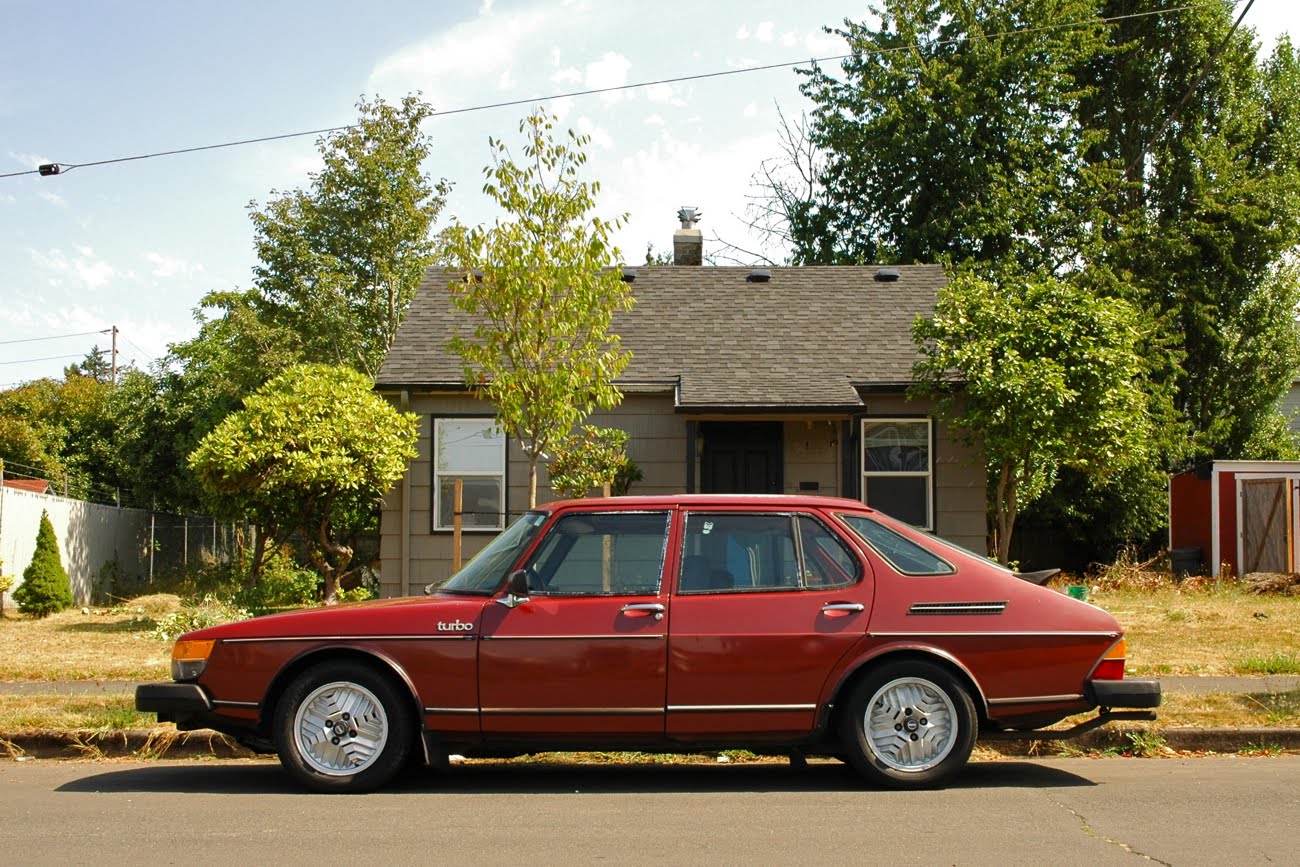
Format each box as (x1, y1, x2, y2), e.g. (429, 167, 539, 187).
(478, 509, 675, 738)
(666, 509, 872, 737)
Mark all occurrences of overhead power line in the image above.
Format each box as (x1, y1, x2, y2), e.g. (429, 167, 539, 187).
(0, 0, 1244, 181)
(0, 352, 85, 366)
(0, 328, 108, 346)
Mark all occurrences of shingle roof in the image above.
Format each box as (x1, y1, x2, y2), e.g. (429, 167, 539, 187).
(377, 264, 948, 409)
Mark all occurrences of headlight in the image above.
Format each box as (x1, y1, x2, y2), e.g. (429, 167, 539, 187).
(171, 639, 216, 681)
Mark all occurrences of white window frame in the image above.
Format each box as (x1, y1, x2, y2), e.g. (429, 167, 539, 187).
(433, 417, 506, 532)
(861, 417, 934, 530)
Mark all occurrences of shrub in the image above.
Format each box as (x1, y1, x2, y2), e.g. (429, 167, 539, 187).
(548, 426, 641, 499)
(150, 595, 252, 642)
(13, 511, 75, 618)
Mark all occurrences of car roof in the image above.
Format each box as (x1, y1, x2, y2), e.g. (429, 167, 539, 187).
(537, 494, 877, 512)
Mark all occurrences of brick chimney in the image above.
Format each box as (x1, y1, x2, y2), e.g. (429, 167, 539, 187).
(673, 206, 703, 265)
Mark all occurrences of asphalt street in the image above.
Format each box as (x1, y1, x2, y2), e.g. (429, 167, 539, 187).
(2, 755, 1298, 865)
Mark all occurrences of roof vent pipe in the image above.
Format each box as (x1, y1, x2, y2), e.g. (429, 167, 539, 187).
(874, 267, 900, 282)
(620, 266, 637, 283)
(746, 269, 772, 283)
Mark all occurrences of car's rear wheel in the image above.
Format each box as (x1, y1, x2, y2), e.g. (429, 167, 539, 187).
(274, 660, 414, 793)
(841, 660, 977, 789)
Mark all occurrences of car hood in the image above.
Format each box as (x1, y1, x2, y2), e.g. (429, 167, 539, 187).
(181, 593, 491, 642)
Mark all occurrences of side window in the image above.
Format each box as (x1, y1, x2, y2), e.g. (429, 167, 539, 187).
(524, 512, 669, 596)
(837, 514, 954, 576)
(678, 513, 860, 593)
(799, 516, 860, 587)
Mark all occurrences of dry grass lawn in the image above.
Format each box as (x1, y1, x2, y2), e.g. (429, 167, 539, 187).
(1079, 584, 1300, 676)
(0, 595, 178, 681)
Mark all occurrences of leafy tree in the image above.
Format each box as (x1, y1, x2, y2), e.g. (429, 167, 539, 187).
(13, 511, 74, 618)
(188, 364, 419, 603)
(249, 94, 450, 378)
(1079, 4, 1300, 459)
(446, 109, 634, 507)
(797, 0, 1109, 269)
(547, 426, 641, 499)
(913, 269, 1157, 563)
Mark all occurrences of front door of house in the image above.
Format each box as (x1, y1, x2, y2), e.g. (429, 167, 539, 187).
(700, 422, 783, 494)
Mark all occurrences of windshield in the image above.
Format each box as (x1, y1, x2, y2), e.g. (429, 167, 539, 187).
(437, 511, 549, 594)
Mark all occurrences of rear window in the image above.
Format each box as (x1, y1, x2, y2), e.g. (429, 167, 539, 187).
(836, 514, 954, 576)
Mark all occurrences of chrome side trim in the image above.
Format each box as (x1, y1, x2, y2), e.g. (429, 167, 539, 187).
(908, 601, 1007, 616)
(870, 631, 1120, 638)
(988, 694, 1085, 706)
(667, 704, 817, 713)
(423, 707, 479, 715)
(482, 634, 665, 641)
(481, 707, 662, 715)
(222, 635, 470, 643)
(211, 700, 260, 709)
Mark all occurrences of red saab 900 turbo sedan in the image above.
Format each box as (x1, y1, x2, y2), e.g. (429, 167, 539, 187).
(137, 495, 1159, 792)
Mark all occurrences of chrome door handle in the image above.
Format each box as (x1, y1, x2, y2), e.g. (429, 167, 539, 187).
(621, 603, 665, 621)
(821, 603, 865, 613)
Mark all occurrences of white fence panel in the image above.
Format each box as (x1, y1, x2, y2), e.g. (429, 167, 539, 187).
(1, 487, 150, 605)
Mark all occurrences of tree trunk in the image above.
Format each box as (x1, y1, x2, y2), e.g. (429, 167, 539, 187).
(528, 457, 538, 508)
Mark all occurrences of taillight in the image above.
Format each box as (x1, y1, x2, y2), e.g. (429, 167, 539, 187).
(1090, 638, 1126, 681)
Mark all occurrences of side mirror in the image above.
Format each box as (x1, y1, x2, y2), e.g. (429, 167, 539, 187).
(497, 569, 530, 608)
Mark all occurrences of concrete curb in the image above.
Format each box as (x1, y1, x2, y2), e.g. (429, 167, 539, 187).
(2, 726, 1298, 761)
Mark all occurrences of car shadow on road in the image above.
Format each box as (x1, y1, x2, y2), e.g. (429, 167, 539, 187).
(56, 758, 1097, 796)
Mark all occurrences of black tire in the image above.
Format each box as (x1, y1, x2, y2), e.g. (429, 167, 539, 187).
(841, 660, 977, 789)
(274, 660, 415, 793)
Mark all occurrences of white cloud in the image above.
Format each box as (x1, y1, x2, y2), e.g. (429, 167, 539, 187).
(38, 190, 66, 208)
(7, 150, 50, 170)
(143, 251, 204, 280)
(645, 82, 686, 107)
(29, 246, 115, 290)
(743, 102, 758, 118)
(498, 68, 516, 90)
(368, 7, 561, 112)
(736, 24, 751, 41)
(575, 117, 613, 150)
(479, 0, 494, 13)
(644, 113, 665, 126)
(755, 22, 775, 43)
(551, 66, 583, 86)
(782, 31, 798, 47)
(585, 52, 632, 103)
(804, 28, 845, 56)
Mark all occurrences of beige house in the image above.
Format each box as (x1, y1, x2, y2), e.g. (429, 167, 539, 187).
(374, 230, 985, 598)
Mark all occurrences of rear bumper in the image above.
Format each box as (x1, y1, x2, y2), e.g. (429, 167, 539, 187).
(1087, 678, 1162, 709)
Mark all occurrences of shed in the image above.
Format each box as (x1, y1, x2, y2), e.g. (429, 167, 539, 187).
(1169, 460, 1300, 576)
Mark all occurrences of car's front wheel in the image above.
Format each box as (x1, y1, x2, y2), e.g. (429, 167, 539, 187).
(274, 660, 414, 793)
(841, 660, 977, 789)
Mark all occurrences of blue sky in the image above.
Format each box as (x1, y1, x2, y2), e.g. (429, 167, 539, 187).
(0, 0, 1292, 387)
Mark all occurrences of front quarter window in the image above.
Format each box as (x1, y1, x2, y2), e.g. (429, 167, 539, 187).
(438, 511, 548, 593)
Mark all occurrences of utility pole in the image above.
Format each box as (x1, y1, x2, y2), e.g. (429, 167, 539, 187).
(111, 325, 118, 386)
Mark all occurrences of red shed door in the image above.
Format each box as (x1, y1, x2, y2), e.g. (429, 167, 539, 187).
(478, 511, 672, 738)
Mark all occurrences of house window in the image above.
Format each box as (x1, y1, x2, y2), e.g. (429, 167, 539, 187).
(434, 418, 505, 531)
(861, 419, 932, 529)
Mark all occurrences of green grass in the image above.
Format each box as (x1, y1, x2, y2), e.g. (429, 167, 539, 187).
(0, 695, 154, 731)
(1233, 652, 1300, 675)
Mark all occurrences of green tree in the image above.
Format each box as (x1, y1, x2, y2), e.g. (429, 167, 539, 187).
(188, 364, 418, 603)
(249, 94, 450, 377)
(547, 426, 641, 499)
(13, 511, 74, 618)
(797, 0, 1109, 269)
(1079, 4, 1300, 459)
(913, 270, 1157, 563)
(446, 109, 634, 507)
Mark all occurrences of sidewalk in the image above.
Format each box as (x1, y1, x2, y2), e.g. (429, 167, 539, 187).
(2, 676, 1298, 760)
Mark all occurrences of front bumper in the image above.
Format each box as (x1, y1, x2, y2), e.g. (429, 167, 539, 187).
(1087, 678, 1162, 709)
(135, 686, 211, 727)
